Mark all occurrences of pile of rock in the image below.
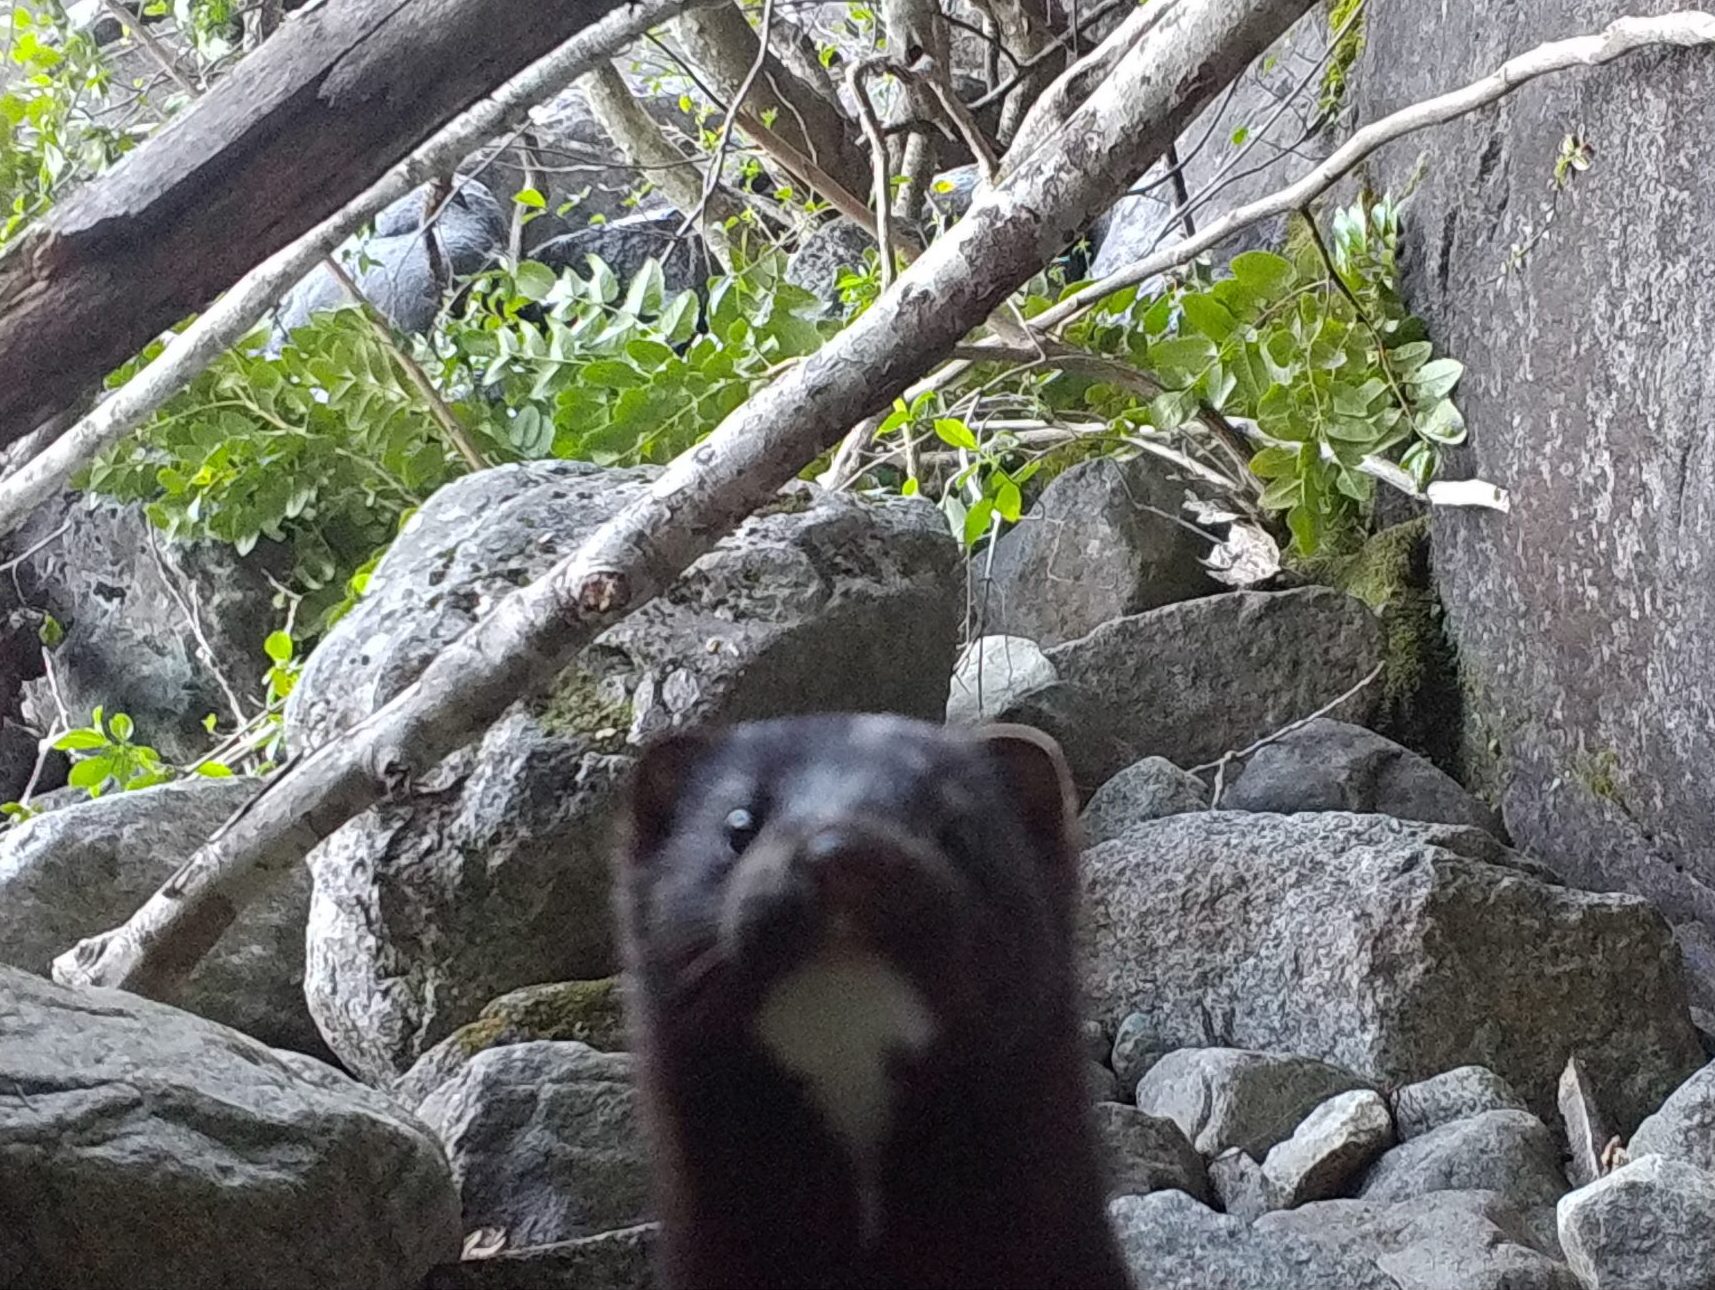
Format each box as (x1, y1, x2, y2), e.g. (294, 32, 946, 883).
(4, 455, 1713, 1288)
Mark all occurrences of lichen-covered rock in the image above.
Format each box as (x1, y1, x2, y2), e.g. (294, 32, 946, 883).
(1046, 588, 1382, 770)
(1628, 1059, 1715, 1173)
(981, 456, 1216, 648)
(0, 777, 321, 1055)
(1259, 1191, 1581, 1290)
(8, 493, 279, 763)
(415, 1042, 647, 1248)
(1080, 757, 1210, 844)
(1108, 1190, 1396, 1290)
(0, 964, 458, 1290)
(1080, 811, 1703, 1131)
(423, 1224, 657, 1290)
(1358, 1110, 1568, 1254)
(395, 978, 627, 1109)
(1352, 0, 1715, 1007)
(290, 461, 958, 1084)
(1557, 1155, 1715, 1290)
(1262, 1090, 1395, 1207)
(1094, 1102, 1212, 1204)
(1393, 1066, 1530, 1141)
(1221, 718, 1500, 834)
(1133, 1048, 1371, 1160)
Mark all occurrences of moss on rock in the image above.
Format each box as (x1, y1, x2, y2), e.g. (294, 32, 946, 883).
(449, 977, 629, 1061)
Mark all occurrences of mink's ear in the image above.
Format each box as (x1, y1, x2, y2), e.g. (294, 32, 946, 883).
(625, 730, 716, 861)
(975, 723, 1081, 881)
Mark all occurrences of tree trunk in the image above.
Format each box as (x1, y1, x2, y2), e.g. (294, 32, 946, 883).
(0, 0, 710, 448)
(53, 0, 1315, 1002)
(668, 1, 870, 200)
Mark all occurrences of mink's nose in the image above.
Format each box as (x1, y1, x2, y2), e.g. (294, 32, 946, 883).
(798, 825, 883, 909)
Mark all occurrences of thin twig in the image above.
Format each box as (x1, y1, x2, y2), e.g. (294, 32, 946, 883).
(847, 58, 898, 290)
(679, 0, 778, 237)
(1035, 11, 1715, 332)
(98, 0, 199, 95)
(144, 528, 252, 728)
(320, 256, 487, 472)
(1198, 661, 1384, 806)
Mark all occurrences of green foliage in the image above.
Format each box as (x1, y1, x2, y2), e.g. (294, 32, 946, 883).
(443, 250, 832, 468)
(1320, 0, 1368, 118)
(1060, 197, 1461, 554)
(52, 706, 176, 796)
(85, 309, 470, 630)
(0, 1, 141, 245)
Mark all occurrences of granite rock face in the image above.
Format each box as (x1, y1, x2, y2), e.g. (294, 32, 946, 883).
(1353, 0, 1715, 985)
(1079, 811, 1703, 1131)
(289, 462, 959, 1083)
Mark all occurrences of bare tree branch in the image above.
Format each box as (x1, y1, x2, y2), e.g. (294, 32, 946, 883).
(52, 0, 1315, 1002)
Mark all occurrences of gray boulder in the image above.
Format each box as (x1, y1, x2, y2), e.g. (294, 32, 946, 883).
(1094, 1102, 1212, 1203)
(533, 209, 714, 301)
(1133, 1048, 1371, 1160)
(416, 1042, 647, 1248)
(1080, 757, 1210, 843)
(1046, 588, 1382, 771)
(1107, 1190, 1396, 1290)
(969, 677, 1143, 803)
(9, 493, 279, 763)
(1259, 1191, 1581, 1290)
(1079, 812, 1703, 1131)
(1110, 1004, 1222, 1095)
(1221, 718, 1501, 833)
(1209, 1149, 1279, 1223)
(0, 777, 322, 1055)
(784, 217, 875, 316)
(1394, 1066, 1530, 1141)
(0, 964, 458, 1290)
(944, 634, 1057, 726)
(1352, 0, 1715, 1018)
(1358, 1110, 1568, 1254)
(981, 456, 1216, 648)
(395, 978, 627, 1110)
(274, 179, 506, 342)
(289, 462, 959, 1083)
(423, 1223, 656, 1290)
(1261, 1089, 1395, 1207)
(1558, 1155, 1715, 1290)
(1628, 1059, 1715, 1172)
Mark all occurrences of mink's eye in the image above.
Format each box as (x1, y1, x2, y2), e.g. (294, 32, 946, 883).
(723, 807, 759, 852)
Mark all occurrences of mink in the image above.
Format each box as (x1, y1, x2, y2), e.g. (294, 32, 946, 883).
(616, 713, 1133, 1290)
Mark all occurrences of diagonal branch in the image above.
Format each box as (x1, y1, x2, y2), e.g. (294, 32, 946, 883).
(51, 0, 1316, 1002)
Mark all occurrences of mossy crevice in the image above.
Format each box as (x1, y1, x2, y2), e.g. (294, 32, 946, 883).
(534, 664, 633, 752)
(1307, 517, 1465, 778)
(451, 977, 629, 1059)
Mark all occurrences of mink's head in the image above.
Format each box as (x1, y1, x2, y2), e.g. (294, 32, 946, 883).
(615, 714, 1082, 1052)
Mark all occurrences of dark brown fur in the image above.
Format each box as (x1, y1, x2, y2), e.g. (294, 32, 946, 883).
(616, 714, 1132, 1290)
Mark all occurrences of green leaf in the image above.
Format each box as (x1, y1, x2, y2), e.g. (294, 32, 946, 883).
(67, 758, 112, 789)
(195, 761, 235, 778)
(512, 188, 547, 210)
(513, 260, 557, 302)
(1148, 336, 1217, 388)
(1407, 357, 1464, 401)
(1258, 474, 1303, 510)
(37, 615, 63, 649)
(933, 418, 979, 451)
(264, 630, 294, 664)
(1415, 397, 1467, 445)
(962, 497, 995, 548)
(994, 478, 1023, 523)
(1287, 501, 1321, 553)
(1229, 250, 1297, 296)
(1180, 292, 1237, 341)
(1249, 445, 1302, 479)
(108, 712, 134, 741)
(1388, 340, 1433, 373)
(53, 730, 108, 751)
(582, 359, 646, 390)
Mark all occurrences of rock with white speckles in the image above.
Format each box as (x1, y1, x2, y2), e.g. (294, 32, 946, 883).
(289, 462, 959, 1084)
